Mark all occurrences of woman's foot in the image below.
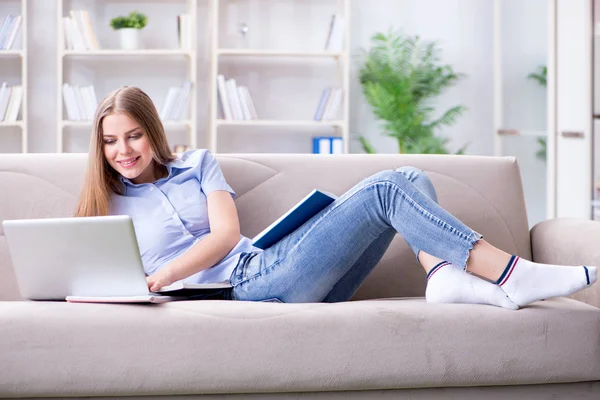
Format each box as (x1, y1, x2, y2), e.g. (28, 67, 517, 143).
(426, 261, 519, 310)
(496, 256, 598, 307)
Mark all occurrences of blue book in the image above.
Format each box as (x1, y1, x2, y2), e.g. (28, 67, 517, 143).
(251, 189, 337, 250)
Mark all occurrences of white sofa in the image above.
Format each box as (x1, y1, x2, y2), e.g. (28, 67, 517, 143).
(1, 153, 599, 399)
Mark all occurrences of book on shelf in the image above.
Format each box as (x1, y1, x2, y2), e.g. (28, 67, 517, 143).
(0, 15, 22, 50)
(177, 14, 192, 50)
(252, 189, 337, 250)
(216, 74, 258, 121)
(0, 82, 22, 122)
(312, 136, 343, 155)
(160, 81, 192, 121)
(314, 87, 343, 121)
(63, 10, 100, 51)
(62, 84, 98, 121)
(324, 14, 345, 52)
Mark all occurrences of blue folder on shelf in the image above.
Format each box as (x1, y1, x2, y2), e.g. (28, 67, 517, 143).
(251, 189, 337, 250)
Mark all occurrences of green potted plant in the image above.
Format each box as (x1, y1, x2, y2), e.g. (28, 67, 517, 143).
(358, 30, 467, 154)
(110, 11, 148, 50)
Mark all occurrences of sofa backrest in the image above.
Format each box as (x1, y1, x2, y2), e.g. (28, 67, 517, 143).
(0, 153, 531, 301)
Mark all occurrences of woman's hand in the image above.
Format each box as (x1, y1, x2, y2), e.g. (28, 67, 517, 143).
(146, 266, 175, 292)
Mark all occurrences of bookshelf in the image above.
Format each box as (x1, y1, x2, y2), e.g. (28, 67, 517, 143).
(56, 0, 198, 153)
(0, 0, 27, 153)
(208, 0, 351, 154)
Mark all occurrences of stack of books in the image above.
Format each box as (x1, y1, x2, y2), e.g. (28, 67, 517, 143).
(312, 136, 343, 154)
(314, 87, 343, 121)
(324, 14, 345, 52)
(0, 15, 22, 50)
(62, 83, 98, 121)
(216, 75, 258, 121)
(177, 14, 192, 50)
(63, 10, 100, 51)
(0, 83, 23, 122)
(160, 81, 192, 121)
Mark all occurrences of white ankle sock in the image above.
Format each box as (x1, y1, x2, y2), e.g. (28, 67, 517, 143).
(496, 256, 597, 307)
(425, 261, 519, 310)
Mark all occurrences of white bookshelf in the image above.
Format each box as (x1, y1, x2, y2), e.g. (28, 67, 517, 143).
(208, 0, 351, 154)
(61, 119, 192, 128)
(56, 0, 198, 153)
(0, 49, 23, 57)
(0, 0, 27, 153)
(215, 119, 345, 127)
(64, 49, 193, 57)
(217, 49, 346, 58)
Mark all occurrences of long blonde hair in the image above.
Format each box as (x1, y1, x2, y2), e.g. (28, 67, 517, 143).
(75, 86, 175, 217)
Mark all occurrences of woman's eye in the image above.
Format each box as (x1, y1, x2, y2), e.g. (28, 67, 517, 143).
(129, 134, 141, 140)
(103, 140, 116, 145)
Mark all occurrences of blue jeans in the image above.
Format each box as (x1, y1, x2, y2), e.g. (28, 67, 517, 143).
(230, 167, 482, 303)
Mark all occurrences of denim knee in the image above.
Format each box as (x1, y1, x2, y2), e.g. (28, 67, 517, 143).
(394, 166, 438, 203)
(370, 169, 409, 185)
(368, 167, 429, 193)
(394, 166, 424, 181)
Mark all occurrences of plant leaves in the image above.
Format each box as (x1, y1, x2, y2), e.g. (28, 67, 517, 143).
(359, 29, 467, 154)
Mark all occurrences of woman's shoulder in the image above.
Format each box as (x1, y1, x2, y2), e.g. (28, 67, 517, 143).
(169, 148, 214, 170)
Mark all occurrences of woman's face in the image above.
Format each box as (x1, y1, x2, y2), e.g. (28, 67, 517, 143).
(102, 112, 156, 184)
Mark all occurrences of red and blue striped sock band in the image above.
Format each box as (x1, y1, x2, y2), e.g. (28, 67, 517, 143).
(496, 255, 520, 286)
(426, 261, 451, 281)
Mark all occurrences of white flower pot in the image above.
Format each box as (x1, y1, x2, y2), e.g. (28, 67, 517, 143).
(119, 28, 139, 50)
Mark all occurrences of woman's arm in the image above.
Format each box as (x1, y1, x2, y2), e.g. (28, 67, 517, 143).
(147, 190, 241, 291)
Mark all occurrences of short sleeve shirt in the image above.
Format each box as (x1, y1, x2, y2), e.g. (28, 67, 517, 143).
(109, 149, 260, 284)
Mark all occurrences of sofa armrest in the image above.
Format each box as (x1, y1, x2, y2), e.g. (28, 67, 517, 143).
(530, 218, 600, 308)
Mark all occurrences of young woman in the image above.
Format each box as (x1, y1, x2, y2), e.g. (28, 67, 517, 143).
(75, 86, 597, 309)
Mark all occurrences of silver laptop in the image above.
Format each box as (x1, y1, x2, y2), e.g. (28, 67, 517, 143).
(2, 215, 232, 303)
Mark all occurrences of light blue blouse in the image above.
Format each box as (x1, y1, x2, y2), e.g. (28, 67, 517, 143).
(109, 149, 260, 284)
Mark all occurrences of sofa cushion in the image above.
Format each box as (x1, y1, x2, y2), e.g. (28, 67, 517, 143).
(1, 297, 598, 397)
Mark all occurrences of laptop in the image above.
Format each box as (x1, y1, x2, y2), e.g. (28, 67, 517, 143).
(2, 215, 232, 303)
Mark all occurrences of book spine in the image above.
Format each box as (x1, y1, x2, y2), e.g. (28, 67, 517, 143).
(81, 11, 100, 49)
(314, 88, 330, 121)
(237, 86, 251, 120)
(0, 15, 14, 49)
(160, 87, 179, 121)
(242, 87, 258, 120)
(331, 137, 343, 154)
(226, 79, 243, 120)
(0, 83, 7, 121)
(7, 86, 22, 122)
(4, 15, 22, 50)
(174, 81, 192, 120)
(217, 75, 232, 120)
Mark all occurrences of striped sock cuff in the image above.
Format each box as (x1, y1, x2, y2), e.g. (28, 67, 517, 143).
(496, 255, 520, 286)
(427, 261, 450, 281)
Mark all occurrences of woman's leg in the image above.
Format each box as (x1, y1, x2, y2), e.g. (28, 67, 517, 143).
(389, 168, 518, 308)
(232, 167, 467, 303)
(371, 168, 595, 307)
(231, 168, 596, 306)
(321, 167, 516, 308)
(321, 228, 396, 303)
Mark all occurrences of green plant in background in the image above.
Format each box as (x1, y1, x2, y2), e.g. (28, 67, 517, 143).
(527, 65, 547, 161)
(110, 11, 148, 30)
(528, 65, 547, 87)
(358, 30, 467, 154)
